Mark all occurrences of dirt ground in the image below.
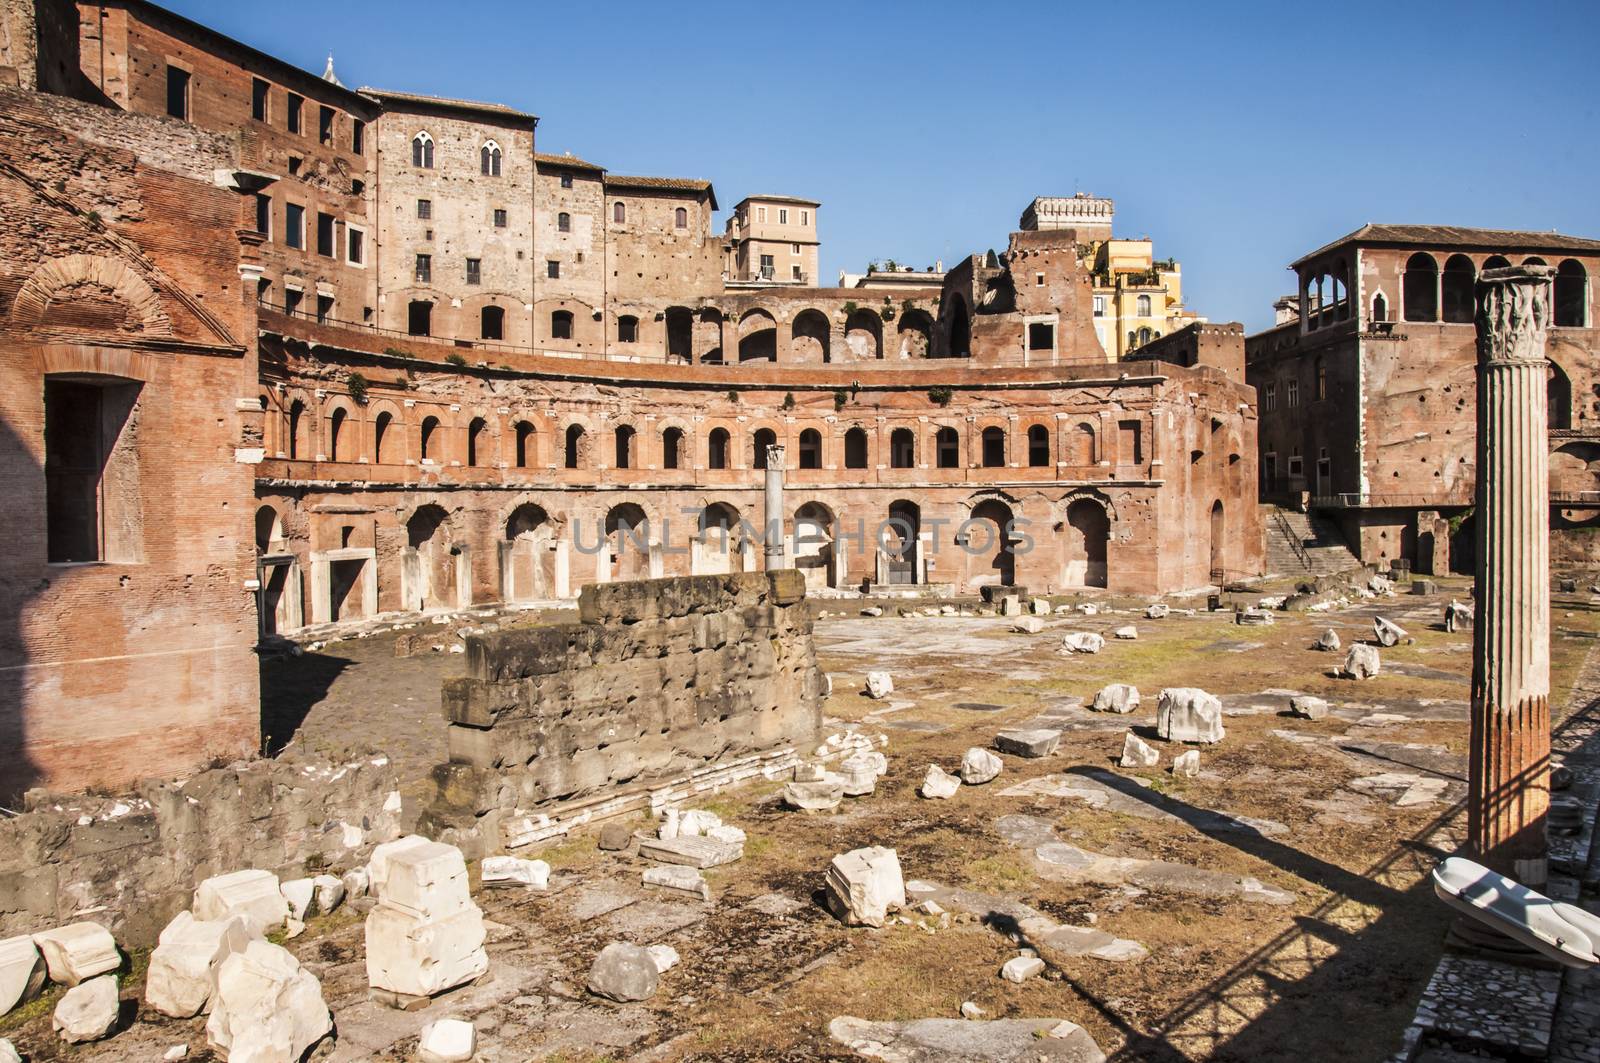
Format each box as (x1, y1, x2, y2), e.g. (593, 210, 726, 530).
(7, 578, 1600, 1062)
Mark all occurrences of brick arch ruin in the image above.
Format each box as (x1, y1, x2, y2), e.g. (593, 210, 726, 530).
(10, 254, 173, 335)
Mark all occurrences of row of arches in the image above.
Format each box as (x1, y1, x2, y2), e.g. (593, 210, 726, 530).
(253, 487, 1183, 635)
(1399, 254, 1588, 326)
(271, 393, 1143, 476)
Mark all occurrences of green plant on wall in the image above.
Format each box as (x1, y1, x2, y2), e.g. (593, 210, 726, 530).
(881, 298, 896, 321)
(842, 301, 858, 317)
(833, 389, 847, 411)
(346, 371, 369, 404)
(782, 391, 796, 411)
(726, 390, 739, 403)
(445, 352, 467, 367)
(928, 386, 953, 406)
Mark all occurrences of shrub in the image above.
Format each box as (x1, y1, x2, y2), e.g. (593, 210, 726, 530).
(782, 391, 796, 410)
(445, 353, 468, 367)
(928, 386, 953, 406)
(346, 372, 369, 404)
(833, 389, 847, 411)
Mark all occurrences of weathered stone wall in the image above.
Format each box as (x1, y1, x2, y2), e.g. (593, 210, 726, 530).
(427, 571, 822, 848)
(0, 752, 407, 948)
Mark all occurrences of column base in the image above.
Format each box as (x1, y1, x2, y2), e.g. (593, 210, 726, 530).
(1445, 913, 1562, 971)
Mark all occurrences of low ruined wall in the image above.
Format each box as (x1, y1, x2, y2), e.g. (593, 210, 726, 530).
(0, 753, 406, 948)
(427, 571, 822, 851)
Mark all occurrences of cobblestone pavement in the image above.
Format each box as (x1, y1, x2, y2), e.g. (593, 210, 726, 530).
(1549, 644, 1600, 1063)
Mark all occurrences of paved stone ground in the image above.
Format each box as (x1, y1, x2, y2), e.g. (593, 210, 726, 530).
(18, 577, 1600, 1061)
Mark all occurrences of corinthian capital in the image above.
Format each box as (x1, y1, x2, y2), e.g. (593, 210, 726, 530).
(1476, 265, 1554, 366)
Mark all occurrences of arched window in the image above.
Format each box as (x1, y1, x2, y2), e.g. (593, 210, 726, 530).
(1073, 423, 1096, 465)
(564, 424, 584, 469)
(481, 305, 504, 341)
(557, 211, 571, 233)
(466, 417, 487, 467)
(1555, 259, 1588, 327)
(329, 407, 347, 462)
(981, 426, 1006, 467)
(1136, 327, 1152, 345)
(617, 315, 638, 343)
(890, 428, 915, 469)
(612, 201, 626, 224)
(1136, 294, 1152, 317)
(708, 427, 729, 470)
(613, 424, 635, 469)
(1371, 292, 1388, 322)
(935, 427, 959, 469)
(799, 428, 822, 470)
(674, 206, 688, 229)
(1549, 362, 1574, 430)
(753, 427, 777, 469)
(1441, 254, 1475, 323)
(514, 420, 535, 467)
(480, 140, 501, 177)
(420, 416, 440, 462)
(1027, 424, 1049, 467)
(411, 131, 433, 169)
(1524, 256, 1548, 267)
(1403, 252, 1438, 322)
(373, 411, 394, 464)
(288, 399, 304, 460)
(551, 309, 574, 340)
(662, 427, 683, 470)
(1483, 255, 1511, 270)
(844, 427, 868, 469)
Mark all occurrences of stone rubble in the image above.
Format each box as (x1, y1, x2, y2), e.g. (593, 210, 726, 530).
(1119, 733, 1160, 768)
(280, 878, 316, 922)
(1236, 608, 1274, 625)
(480, 856, 551, 889)
(1146, 603, 1170, 619)
(587, 942, 660, 1002)
(365, 836, 489, 1003)
(1061, 632, 1105, 654)
(1000, 955, 1045, 983)
(782, 779, 845, 811)
(642, 865, 711, 901)
(647, 944, 681, 974)
(1012, 616, 1045, 634)
(865, 671, 894, 699)
(638, 834, 743, 868)
(0, 1038, 18, 1063)
(920, 764, 962, 799)
(597, 821, 634, 851)
(0, 936, 45, 1015)
(1343, 644, 1381, 679)
(193, 870, 290, 936)
(206, 940, 331, 1061)
(311, 874, 345, 915)
(1156, 687, 1226, 743)
(31, 922, 120, 987)
(958, 747, 1003, 785)
(1112, 625, 1138, 640)
(417, 1018, 477, 1063)
(1172, 750, 1201, 777)
(52, 974, 120, 1044)
(1091, 683, 1140, 714)
(1289, 695, 1329, 720)
(825, 846, 906, 928)
(1373, 617, 1407, 647)
(144, 911, 253, 1019)
(994, 728, 1062, 758)
(1313, 628, 1342, 651)
(1030, 598, 1051, 616)
(1445, 599, 1475, 632)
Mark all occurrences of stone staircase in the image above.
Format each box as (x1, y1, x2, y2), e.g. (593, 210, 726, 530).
(1261, 504, 1362, 578)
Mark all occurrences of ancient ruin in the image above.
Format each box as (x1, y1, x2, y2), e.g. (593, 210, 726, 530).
(0, 2, 1597, 1061)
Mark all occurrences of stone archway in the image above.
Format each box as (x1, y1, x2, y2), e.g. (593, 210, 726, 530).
(968, 498, 1017, 588)
(503, 503, 553, 603)
(794, 501, 837, 591)
(1064, 497, 1109, 588)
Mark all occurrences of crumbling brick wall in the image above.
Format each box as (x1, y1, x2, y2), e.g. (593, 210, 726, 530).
(428, 571, 822, 841)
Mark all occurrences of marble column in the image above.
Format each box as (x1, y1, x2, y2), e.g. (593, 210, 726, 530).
(1469, 264, 1554, 889)
(764, 444, 786, 571)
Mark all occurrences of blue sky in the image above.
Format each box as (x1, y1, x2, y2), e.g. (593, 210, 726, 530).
(173, 0, 1600, 332)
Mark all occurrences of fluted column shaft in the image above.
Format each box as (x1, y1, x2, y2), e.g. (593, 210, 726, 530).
(764, 444, 786, 570)
(1469, 265, 1555, 887)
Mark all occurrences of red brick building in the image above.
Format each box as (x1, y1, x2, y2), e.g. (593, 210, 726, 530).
(0, 0, 1262, 799)
(1246, 224, 1600, 571)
